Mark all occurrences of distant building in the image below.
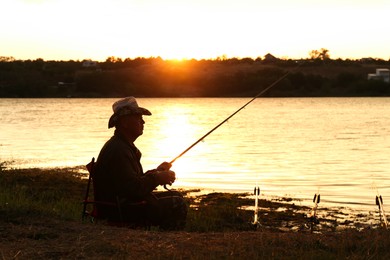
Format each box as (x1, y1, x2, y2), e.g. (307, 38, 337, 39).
(82, 59, 98, 68)
(360, 57, 375, 63)
(368, 68, 390, 83)
(264, 53, 279, 62)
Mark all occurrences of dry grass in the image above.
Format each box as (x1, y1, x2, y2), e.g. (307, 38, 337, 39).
(2, 218, 390, 259)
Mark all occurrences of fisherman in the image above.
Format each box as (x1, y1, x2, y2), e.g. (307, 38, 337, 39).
(93, 97, 187, 230)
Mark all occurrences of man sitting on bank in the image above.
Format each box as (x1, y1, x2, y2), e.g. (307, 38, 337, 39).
(93, 97, 187, 230)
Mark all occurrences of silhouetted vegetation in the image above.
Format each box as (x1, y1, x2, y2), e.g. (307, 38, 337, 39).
(1, 55, 389, 98)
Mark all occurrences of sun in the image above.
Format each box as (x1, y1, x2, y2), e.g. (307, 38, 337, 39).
(159, 51, 197, 62)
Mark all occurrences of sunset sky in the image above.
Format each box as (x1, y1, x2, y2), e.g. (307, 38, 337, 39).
(1, 0, 389, 61)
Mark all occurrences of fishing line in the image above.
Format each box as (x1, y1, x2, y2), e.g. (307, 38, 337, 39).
(168, 62, 303, 165)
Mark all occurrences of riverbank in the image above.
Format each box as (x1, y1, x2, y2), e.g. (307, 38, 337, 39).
(1, 167, 390, 258)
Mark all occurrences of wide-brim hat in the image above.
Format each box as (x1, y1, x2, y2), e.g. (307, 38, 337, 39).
(108, 97, 151, 128)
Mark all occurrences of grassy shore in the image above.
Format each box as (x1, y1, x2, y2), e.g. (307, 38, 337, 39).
(1, 167, 390, 259)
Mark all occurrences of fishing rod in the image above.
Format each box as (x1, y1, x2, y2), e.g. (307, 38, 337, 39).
(168, 62, 303, 166)
(160, 62, 303, 190)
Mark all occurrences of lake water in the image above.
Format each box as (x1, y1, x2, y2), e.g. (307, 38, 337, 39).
(1, 97, 390, 213)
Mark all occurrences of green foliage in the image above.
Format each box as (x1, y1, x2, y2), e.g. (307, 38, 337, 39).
(0, 168, 86, 223)
(185, 192, 254, 232)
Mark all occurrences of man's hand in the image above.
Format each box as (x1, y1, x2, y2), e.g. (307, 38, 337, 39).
(157, 162, 172, 171)
(155, 170, 176, 186)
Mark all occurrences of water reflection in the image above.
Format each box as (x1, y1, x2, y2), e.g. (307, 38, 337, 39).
(1, 97, 390, 213)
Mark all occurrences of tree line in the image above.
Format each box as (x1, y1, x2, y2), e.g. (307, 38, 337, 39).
(0, 55, 389, 98)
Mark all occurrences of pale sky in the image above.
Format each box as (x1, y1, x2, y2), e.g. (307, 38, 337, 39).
(1, 0, 389, 61)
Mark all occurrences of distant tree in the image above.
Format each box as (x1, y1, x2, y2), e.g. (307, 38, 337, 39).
(309, 48, 330, 60)
(105, 56, 122, 63)
(215, 54, 228, 61)
(240, 57, 255, 64)
(0, 56, 15, 62)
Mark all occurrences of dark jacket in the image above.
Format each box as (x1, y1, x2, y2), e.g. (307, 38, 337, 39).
(94, 131, 158, 205)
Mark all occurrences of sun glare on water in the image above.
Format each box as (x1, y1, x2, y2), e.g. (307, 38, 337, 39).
(144, 104, 222, 184)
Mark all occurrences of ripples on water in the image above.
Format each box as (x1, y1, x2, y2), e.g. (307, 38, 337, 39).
(1, 97, 390, 213)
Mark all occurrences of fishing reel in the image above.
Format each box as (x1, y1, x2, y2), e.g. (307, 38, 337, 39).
(157, 161, 174, 190)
